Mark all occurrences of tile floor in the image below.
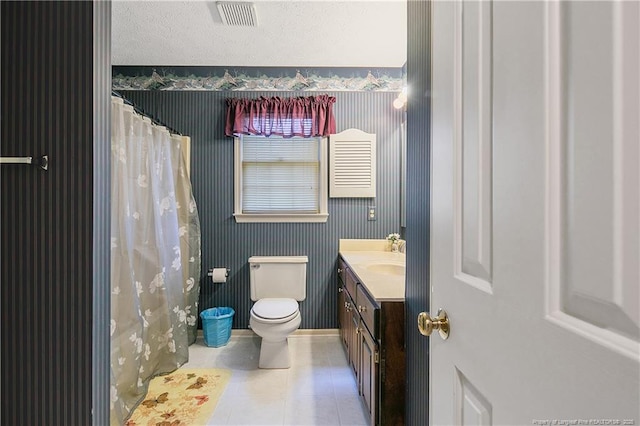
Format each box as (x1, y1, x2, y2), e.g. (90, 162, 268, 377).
(183, 330, 369, 426)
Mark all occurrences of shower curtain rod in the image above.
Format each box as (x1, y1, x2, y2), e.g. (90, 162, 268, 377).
(112, 90, 183, 136)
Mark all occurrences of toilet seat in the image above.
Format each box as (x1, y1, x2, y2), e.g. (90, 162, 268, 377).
(251, 298, 299, 323)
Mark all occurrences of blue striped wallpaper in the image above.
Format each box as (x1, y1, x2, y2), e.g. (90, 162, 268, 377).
(405, 1, 433, 424)
(120, 89, 404, 329)
(93, 1, 111, 424)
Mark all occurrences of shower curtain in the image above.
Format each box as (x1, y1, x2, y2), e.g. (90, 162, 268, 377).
(109, 97, 201, 425)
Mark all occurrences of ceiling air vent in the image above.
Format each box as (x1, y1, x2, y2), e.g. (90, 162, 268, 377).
(217, 2, 258, 27)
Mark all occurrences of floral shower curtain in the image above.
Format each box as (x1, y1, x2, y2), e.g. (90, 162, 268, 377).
(109, 97, 201, 425)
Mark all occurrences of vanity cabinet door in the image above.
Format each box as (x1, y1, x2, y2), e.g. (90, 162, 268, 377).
(359, 325, 379, 426)
(356, 284, 379, 339)
(344, 267, 358, 303)
(348, 300, 360, 378)
(337, 257, 347, 285)
(338, 284, 348, 350)
(340, 289, 359, 378)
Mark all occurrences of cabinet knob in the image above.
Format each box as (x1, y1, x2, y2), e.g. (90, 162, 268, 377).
(345, 302, 352, 312)
(337, 268, 343, 274)
(358, 305, 367, 313)
(338, 287, 343, 293)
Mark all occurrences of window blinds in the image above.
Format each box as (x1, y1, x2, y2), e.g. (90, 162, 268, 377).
(242, 136, 320, 213)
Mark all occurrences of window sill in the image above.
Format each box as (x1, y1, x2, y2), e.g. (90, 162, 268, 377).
(233, 213, 329, 223)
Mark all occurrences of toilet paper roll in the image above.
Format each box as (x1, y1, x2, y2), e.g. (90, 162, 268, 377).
(210, 268, 228, 283)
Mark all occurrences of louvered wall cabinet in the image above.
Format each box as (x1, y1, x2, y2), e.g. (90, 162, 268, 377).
(329, 128, 377, 198)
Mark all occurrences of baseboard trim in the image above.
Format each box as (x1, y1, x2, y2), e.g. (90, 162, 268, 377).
(195, 328, 340, 338)
(291, 328, 340, 337)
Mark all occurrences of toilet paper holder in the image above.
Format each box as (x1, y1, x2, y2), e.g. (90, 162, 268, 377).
(207, 268, 230, 279)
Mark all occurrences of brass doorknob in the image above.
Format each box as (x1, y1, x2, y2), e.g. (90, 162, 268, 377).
(417, 309, 450, 340)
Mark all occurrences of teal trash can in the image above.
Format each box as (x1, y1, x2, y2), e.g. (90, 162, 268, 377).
(200, 307, 235, 347)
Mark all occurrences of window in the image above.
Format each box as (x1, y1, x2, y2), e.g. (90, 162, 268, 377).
(234, 135, 329, 223)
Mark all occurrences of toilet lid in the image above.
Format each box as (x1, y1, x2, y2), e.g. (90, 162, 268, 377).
(252, 298, 298, 320)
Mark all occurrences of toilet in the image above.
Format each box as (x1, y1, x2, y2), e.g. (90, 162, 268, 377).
(249, 255, 307, 369)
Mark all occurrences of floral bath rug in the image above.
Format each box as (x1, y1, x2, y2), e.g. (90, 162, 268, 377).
(126, 368, 232, 426)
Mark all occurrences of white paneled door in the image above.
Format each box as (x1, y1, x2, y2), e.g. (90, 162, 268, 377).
(429, 1, 639, 425)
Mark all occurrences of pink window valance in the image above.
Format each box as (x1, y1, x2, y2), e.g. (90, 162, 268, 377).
(224, 95, 336, 137)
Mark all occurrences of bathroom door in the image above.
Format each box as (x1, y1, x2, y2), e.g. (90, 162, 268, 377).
(428, 1, 639, 424)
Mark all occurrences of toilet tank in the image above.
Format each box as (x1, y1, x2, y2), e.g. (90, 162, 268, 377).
(249, 256, 308, 301)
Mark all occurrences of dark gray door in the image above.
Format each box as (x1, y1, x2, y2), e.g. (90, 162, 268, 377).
(0, 1, 110, 423)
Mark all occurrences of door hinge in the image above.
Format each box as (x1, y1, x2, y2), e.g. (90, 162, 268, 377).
(374, 351, 379, 364)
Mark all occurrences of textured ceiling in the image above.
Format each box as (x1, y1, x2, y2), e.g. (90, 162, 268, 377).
(111, 0, 407, 67)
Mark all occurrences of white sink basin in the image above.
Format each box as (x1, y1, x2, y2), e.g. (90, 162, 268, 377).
(365, 263, 405, 276)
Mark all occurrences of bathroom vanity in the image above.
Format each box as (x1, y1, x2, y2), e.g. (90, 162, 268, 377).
(337, 240, 405, 426)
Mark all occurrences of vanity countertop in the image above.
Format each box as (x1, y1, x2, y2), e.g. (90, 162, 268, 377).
(339, 239, 405, 302)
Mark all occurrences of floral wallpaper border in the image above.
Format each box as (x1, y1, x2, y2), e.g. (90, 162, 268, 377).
(112, 66, 404, 92)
